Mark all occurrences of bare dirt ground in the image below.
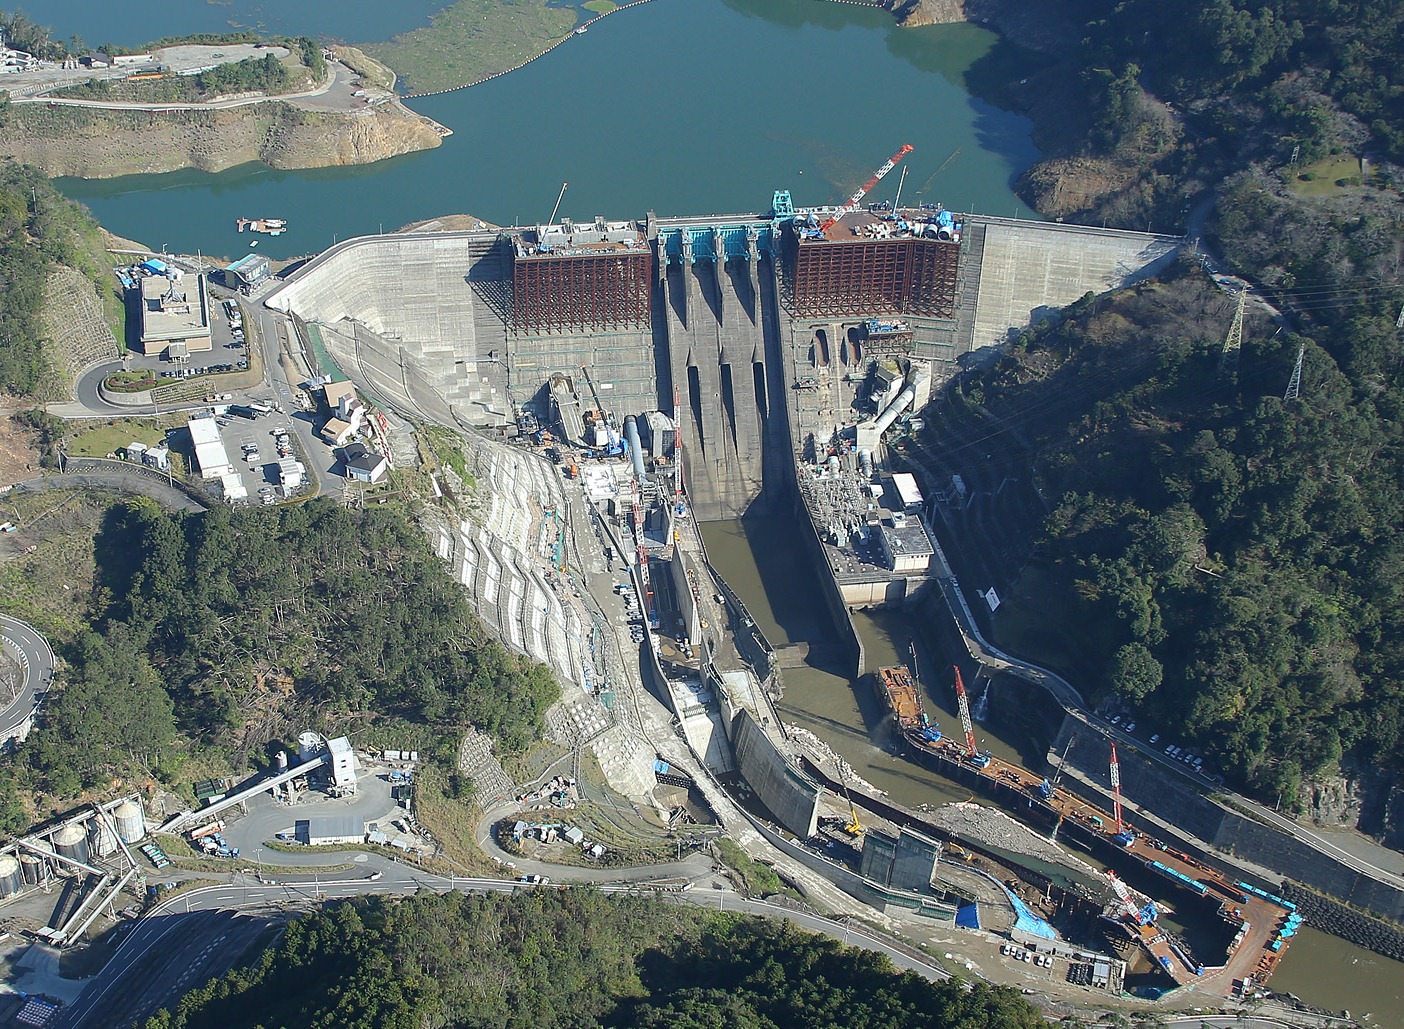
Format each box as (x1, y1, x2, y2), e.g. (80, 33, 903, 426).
(0, 417, 43, 490)
(397, 214, 501, 233)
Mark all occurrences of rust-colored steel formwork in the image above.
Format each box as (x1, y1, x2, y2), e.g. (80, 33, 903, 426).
(790, 236, 960, 319)
(511, 249, 652, 334)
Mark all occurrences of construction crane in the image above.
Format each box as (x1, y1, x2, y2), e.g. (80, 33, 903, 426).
(579, 364, 606, 421)
(952, 665, 991, 768)
(816, 144, 915, 234)
(1105, 870, 1156, 925)
(835, 762, 864, 837)
(1109, 742, 1135, 847)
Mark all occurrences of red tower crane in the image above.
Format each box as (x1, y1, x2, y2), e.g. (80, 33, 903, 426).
(952, 666, 990, 768)
(817, 144, 915, 233)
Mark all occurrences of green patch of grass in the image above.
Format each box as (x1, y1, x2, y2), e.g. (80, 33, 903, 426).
(715, 838, 782, 897)
(582, 1, 618, 12)
(65, 414, 183, 458)
(103, 370, 157, 393)
(1288, 154, 1361, 196)
(365, 0, 577, 95)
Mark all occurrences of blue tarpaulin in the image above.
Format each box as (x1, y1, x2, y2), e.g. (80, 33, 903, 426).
(955, 903, 981, 930)
(1002, 884, 1059, 940)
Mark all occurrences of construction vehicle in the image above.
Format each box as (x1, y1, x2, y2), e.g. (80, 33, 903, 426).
(835, 762, 864, 837)
(815, 144, 914, 235)
(952, 666, 991, 768)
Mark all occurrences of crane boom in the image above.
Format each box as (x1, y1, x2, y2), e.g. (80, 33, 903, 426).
(953, 665, 978, 757)
(672, 384, 684, 505)
(1110, 742, 1123, 834)
(817, 144, 914, 233)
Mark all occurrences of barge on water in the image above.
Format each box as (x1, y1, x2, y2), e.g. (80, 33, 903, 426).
(236, 217, 287, 236)
(897, 690, 1296, 997)
(872, 664, 930, 733)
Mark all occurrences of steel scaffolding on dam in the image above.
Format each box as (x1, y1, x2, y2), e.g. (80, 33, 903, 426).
(262, 203, 1180, 522)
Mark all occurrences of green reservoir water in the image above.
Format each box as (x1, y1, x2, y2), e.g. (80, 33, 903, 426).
(57, 0, 1039, 260)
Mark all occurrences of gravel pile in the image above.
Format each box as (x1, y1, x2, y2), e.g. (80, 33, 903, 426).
(783, 725, 884, 795)
(926, 802, 1099, 878)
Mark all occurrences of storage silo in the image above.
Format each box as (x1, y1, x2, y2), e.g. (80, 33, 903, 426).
(53, 823, 90, 866)
(113, 799, 145, 844)
(297, 731, 323, 763)
(18, 851, 44, 885)
(0, 855, 20, 898)
(88, 818, 117, 858)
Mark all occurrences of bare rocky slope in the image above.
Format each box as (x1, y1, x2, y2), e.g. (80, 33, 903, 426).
(0, 99, 444, 179)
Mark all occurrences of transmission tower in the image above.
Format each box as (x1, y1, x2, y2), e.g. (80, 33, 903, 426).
(1219, 289, 1246, 377)
(1284, 344, 1305, 401)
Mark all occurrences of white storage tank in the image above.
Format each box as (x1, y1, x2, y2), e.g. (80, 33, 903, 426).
(18, 851, 44, 885)
(89, 817, 117, 858)
(297, 731, 323, 763)
(53, 823, 89, 865)
(0, 855, 20, 897)
(113, 799, 145, 844)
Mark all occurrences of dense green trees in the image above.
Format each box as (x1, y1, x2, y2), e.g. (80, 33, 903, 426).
(20, 499, 558, 795)
(965, 262, 1404, 807)
(1075, 0, 1402, 160)
(146, 891, 1048, 1029)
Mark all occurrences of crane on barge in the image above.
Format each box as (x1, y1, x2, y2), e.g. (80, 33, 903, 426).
(952, 666, 991, 768)
(815, 144, 915, 234)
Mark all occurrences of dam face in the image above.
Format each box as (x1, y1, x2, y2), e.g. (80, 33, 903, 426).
(265, 209, 1179, 520)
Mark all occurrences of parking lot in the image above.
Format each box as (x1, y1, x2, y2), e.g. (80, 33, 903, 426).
(206, 408, 310, 506)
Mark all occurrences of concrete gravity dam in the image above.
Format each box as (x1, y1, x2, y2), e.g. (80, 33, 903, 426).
(265, 196, 1180, 520)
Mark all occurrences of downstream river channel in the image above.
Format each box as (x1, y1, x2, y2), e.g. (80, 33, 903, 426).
(36, 0, 1404, 1017)
(701, 516, 1404, 1019)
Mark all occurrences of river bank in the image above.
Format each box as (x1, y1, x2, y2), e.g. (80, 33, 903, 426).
(0, 97, 446, 179)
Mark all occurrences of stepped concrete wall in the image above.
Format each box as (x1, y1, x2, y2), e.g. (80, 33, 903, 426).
(970, 218, 1181, 351)
(731, 709, 819, 839)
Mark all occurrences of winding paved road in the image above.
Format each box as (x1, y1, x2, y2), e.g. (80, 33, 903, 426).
(56, 865, 948, 1028)
(0, 614, 53, 743)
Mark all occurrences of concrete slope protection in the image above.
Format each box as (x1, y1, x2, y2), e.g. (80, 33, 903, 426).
(0, 615, 54, 744)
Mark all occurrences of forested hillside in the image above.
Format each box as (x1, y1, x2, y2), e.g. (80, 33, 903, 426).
(946, 1, 1404, 816)
(0, 162, 118, 397)
(960, 264, 1404, 808)
(16, 499, 557, 800)
(145, 890, 1048, 1029)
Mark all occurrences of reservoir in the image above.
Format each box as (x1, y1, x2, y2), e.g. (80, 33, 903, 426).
(57, 0, 1040, 260)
